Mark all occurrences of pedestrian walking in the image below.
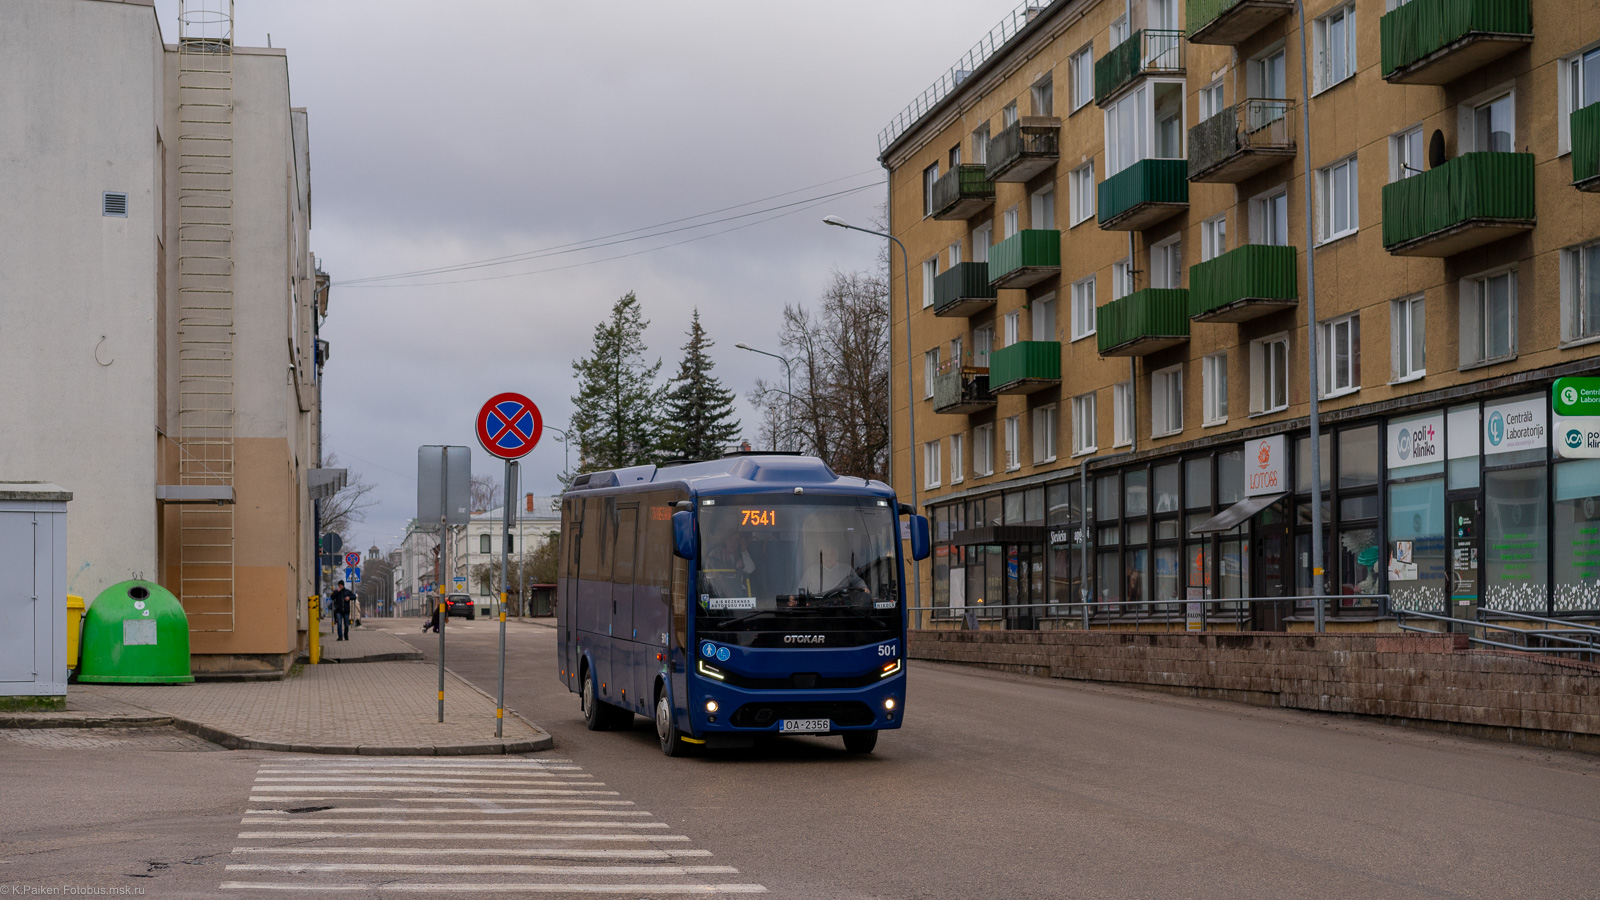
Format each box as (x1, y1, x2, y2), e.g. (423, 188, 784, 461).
(329, 580, 356, 642)
(424, 601, 441, 634)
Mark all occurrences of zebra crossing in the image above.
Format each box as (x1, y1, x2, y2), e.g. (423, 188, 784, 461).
(220, 756, 766, 895)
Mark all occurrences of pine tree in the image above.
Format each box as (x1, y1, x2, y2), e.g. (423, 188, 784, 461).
(661, 309, 742, 462)
(570, 292, 664, 473)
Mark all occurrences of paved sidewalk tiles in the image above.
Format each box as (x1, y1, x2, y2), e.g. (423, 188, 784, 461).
(309, 622, 425, 664)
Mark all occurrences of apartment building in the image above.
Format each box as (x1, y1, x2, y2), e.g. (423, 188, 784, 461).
(879, 0, 1600, 630)
(3, 0, 331, 674)
(454, 494, 562, 615)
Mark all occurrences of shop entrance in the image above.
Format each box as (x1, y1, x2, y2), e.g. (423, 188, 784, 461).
(1252, 499, 1293, 631)
(1004, 543, 1043, 630)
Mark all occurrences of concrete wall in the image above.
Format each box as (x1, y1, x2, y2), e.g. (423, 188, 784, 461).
(910, 629, 1600, 754)
(0, 0, 163, 599)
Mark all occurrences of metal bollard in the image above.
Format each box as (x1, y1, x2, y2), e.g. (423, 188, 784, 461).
(308, 595, 321, 664)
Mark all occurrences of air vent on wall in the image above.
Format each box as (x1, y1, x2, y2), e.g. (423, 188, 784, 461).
(103, 192, 128, 217)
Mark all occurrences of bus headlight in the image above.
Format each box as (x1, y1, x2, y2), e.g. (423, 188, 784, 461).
(696, 660, 726, 680)
(705, 699, 719, 713)
(879, 659, 902, 678)
(884, 697, 896, 710)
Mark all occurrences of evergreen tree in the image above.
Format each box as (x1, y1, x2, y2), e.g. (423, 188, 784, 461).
(570, 292, 664, 473)
(661, 309, 742, 461)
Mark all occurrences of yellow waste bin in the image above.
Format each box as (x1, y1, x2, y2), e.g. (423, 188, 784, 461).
(66, 594, 85, 670)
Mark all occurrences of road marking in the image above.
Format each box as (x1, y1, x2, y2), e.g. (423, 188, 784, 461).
(253, 776, 595, 785)
(243, 808, 649, 816)
(226, 864, 738, 875)
(241, 818, 669, 828)
(221, 883, 766, 894)
(249, 787, 618, 796)
(232, 848, 714, 860)
(237, 831, 692, 841)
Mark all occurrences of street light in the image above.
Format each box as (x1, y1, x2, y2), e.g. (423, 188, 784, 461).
(735, 343, 794, 451)
(822, 214, 922, 619)
(544, 425, 573, 481)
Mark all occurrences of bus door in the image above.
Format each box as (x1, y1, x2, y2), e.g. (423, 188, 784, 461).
(611, 504, 640, 712)
(559, 499, 580, 688)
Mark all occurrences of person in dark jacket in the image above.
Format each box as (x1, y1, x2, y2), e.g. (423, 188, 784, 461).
(424, 600, 441, 633)
(328, 581, 356, 641)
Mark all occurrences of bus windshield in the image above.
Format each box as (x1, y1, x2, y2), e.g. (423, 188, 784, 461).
(695, 494, 901, 642)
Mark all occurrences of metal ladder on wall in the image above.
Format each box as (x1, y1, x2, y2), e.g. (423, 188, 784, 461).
(175, 1, 237, 633)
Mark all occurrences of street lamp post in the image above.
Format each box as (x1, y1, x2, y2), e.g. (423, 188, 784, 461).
(735, 343, 794, 451)
(544, 425, 573, 482)
(822, 214, 922, 621)
(1296, 1, 1327, 632)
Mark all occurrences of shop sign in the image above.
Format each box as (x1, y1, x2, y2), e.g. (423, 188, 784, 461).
(1245, 435, 1286, 497)
(1483, 395, 1547, 456)
(1553, 377, 1600, 459)
(1387, 412, 1444, 470)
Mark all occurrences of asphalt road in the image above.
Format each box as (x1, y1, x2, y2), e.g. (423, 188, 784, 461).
(396, 616, 1600, 899)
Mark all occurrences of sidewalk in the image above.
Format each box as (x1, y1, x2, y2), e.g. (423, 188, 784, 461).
(308, 620, 425, 663)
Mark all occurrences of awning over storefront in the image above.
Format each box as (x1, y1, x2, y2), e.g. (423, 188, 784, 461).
(1188, 492, 1287, 535)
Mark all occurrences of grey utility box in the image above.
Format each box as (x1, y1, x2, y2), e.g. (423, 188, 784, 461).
(0, 483, 71, 706)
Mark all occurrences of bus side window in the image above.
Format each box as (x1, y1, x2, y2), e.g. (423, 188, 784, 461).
(671, 556, 688, 650)
(578, 498, 602, 582)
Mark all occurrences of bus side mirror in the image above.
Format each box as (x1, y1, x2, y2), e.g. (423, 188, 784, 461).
(672, 510, 698, 561)
(909, 515, 930, 561)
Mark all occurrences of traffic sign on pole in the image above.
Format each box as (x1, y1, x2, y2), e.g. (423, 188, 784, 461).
(476, 392, 543, 460)
(344, 551, 361, 569)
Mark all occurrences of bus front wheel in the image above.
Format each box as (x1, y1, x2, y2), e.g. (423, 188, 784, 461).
(842, 730, 878, 754)
(656, 690, 694, 757)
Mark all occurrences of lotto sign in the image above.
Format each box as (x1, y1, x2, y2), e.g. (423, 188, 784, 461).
(1245, 435, 1286, 497)
(476, 392, 543, 460)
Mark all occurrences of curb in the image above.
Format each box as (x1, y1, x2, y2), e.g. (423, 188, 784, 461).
(442, 663, 555, 749)
(168, 715, 552, 755)
(296, 651, 426, 665)
(0, 714, 174, 730)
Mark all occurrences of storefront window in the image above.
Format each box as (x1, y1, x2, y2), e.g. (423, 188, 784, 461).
(983, 544, 1005, 618)
(1153, 545, 1180, 603)
(1339, 426, 1380, 488)
(1484, 468, 1547, 613)
(1186, 541, 1211, 598)
(1024, 487, 1045, 525)
(1295, 433, 1332, 494)
(1125, 469, 1148, 518)
(1219, 536, 1249, 600)
(1154, 463, 1180, 513)
(1448, 405, 1480, 490)
(1218, 448, 1245, 504)
(1097, 476, 1120, 521)
(1126, 547, 1149, 604)
(1186, 457, 1212, 509)
(1004, 492, 1025, 525)
(1097, 550, 1122, 604)
(1553, 458, 1600, 613)
(1336, 527, 1382, 605)
(1388, 478, 1446, 612)
(1047, 482, 1077, 525)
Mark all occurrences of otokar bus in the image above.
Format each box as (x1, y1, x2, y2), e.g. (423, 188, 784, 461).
(556, 453, 930, 756)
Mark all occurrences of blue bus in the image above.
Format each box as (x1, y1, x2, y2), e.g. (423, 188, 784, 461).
(556, 453, 930, 756)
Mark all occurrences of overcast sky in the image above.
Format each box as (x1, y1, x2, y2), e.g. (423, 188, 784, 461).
(150, 0, 1013, 555)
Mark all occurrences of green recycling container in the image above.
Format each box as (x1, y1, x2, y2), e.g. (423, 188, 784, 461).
(76, 580, 195, 684)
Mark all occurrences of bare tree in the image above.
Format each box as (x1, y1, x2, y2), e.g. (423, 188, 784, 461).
(470, 473, 500, 513)
(320, 452, 377, 542)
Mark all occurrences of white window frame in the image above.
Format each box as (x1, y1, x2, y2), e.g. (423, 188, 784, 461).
(972, 222, 993, 263)
(1069, 44, 1094, 112)
(1110, 15, 1129, 46)
(1318, 313, 1361, 398)
(1202, 352, 1228, 426)
(950, 335, 964, 369)
(1031, 73, 1054, 117)
(1151, 365, 1184, 437)
(1104, 80, 1186, 176)
(1316, 155, 1359, 244)
(974, 423, 995, 477)
(1071, 275, 1097, 341)
(1004, 415, 1022, 472)
(923, 348, 940, 399)
(973, 123, 991, 165)
(1200, 213, 1227, 262)
(1069, 162, 1095, 226)
(950, 433, 965, 484)
(1112, 257, 1133, 300)
(1031, 184, 1056, 230)
(1003, 101, 1019, 128)
(1558, 43, 1600, 155)
(949, 145, 962, 168)
(924, 441, 941, 489)
(1313, 4, 1357, 95)
(1561, 239, 1600, 345)
(1249, 45, 1289, 101)
(1031, 293, 1056, 342)
(1112, 381, 1134, 447)
(921, 258, 938, 308)
(1251, 185, 1290, 247)
(1150, 235, 1182, 289)
(923, 162, 940, 217)
(1459, 85, 1516, 154)
(1390, 124, 1425, 183)
(1250, 333, 1290, 414)
(1460, 268, 1518, 368)
(1003, 310, 1021, 347)
(948, 241, 962, 268)
(1391, 295, 1426, 382)
(1072, 392, 1098, 456)
(1033, 404, 1058, 464)
(1198, 79, 1225, 119)
(974, 325, 994, 367)
(1004, 205, 1020, 238)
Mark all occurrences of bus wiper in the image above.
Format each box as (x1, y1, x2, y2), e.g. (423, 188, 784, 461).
(712, 609, 777, 629)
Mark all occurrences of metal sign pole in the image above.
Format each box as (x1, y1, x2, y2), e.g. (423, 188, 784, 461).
(438, 448, 448, 724)
(497, 460, 514, 738)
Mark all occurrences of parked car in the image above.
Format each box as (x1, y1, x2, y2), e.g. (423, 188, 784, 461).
(445, 594, 475, 620)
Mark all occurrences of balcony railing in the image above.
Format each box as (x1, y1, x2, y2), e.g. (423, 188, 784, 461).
(1187, 0, 1295, 46)
(988, 341, 1061, 394)
(1188, 99, 1296, 183)
(1187, 244, 1298, 323)
(1381, 152, 1535, 257)
(1574, 103, 1600, 192)
(1097, 159, 1188, 231)
(1097, 289, 1190, 356)
(1095, 29, 1185, 107)
(933, 262, 998, 317)
(985, 117, 1061, 183)
(988, 230, 1061, 289)
(932, 369, 997, 414)
(930, 165, 996, 220)
(1380, 0, 1532, 85)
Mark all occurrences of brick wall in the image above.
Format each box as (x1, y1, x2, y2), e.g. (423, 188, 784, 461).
(910, 630, 1600, 754)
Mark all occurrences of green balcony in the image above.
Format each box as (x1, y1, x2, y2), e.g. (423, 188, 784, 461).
(1381, 152, 1535, 257)
(932, 368, 997, 414)
(1187, 0, 1294, 46)
(930, 165, 995, 220)
(1574, 103, 1600, 192)
(1188, 244, 1298, 323)
(1380, 0, 1532, 85)
(933, 262, 997, 317)
(1095, 29, 1185, 107)
(988, 341, 1061, 394)
(988, 230, 1061, 289)
(984, 117, 1061, 183)
(1097, 289, 1190, 356)
(1188, 100, 1296, 183)
(1098, 159, 1188, 231)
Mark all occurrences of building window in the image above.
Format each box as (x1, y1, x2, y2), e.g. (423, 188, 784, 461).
(1031, 73, 1053, 116)
(1319, 314, 1361, 397)
(1033, 404, 1058, 463)
(1003, 310, 1020, 347)
(1031, 293, 1056, 341)
(1003, 205, 1019, 238)
(1110, 14, 1128, 45)
(480, 534, 491, 554)
(1151, 236, 1182, 289)
(950, 336, 963, 368)
(973, 223, 992, 263)
(974, 424, 995, 476)
(1250, 47, 1288, 100)
(921, 258, 937, 308)
(948, 241, 962, 268)
(1031, 184, 1055, 230)
(1562, 240, 1600, 343)
(923, 162, 940, 216)
(1071, 275, 1096, 340)
(1467, 91, 1514, 153)
(974, 325, 993, 367)
(1203, 352, 1228, 425)
(1392, 295, 1426, 380)
(949, 145, 962, 168)
(1198, 79, 1224, 118)
(1559, 44, 1600, 154)
(1250, 335, 1290, 413)
(1112, 257, 1133, 300)
(1004, 416, 1021, 471)
(1252, 187, 1289, 246)
(973, 123, 990, 164)
(923, 348, 939, 399)
(1069, 44, 1094, 111)
(1314, 4, 1357, 93)
(1002, 101, 1018, 128)
(1151, 365, 1183, 437)
(1200, 214, 1227, 262)
(1317, 155, 1359, 244)
(950, 433, 965, 484)
(1104, 81, 1186, 176)
(1069, 163, 1095, 226)
(1461, 270, 1517, 366)
(924, 441, 941, 489)
(1113, 381, 1133, 447)
(1072, 393, 1097, 455)
(1391, 125, 1425, 182)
